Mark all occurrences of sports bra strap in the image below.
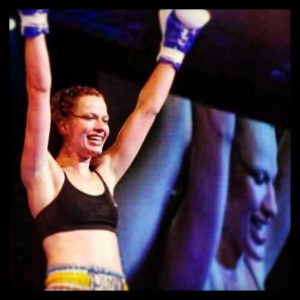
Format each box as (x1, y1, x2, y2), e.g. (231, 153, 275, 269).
(93, 170, 110, 193)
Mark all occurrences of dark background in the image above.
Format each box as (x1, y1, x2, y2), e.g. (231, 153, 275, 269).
(9, 9, 290, 290)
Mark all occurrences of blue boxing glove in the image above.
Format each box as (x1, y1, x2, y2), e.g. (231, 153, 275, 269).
(18, 9, 49, 38)
(157, 9, 211, 71)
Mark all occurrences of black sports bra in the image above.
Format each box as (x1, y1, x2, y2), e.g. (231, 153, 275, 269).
(35, 170, 118, 240)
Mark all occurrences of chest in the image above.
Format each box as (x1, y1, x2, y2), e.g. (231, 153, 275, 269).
(66, 172, 105, 196)
(205, 259, 263, 290)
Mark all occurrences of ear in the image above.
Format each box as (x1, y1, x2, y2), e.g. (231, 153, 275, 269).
(57, 119, 69, 136)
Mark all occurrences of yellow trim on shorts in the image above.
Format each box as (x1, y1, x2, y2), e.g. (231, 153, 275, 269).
(46, 271, 91, 288)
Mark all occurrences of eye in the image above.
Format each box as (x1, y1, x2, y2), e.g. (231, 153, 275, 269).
(252, 170, 269, 185)
(253, 172, 264, 185)
(82, 115, 97, 120)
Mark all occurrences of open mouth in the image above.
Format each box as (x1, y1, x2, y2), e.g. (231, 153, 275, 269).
(87, 135, 104, 144)
(250, 215, 268, 245)
(250, 215, 268, 230)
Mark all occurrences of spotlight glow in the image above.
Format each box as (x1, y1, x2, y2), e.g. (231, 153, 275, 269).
(9, 18, 16, 31)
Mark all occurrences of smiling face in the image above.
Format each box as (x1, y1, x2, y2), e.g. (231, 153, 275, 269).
(226, 118, 278, 261)
(59, 95, 110, 158)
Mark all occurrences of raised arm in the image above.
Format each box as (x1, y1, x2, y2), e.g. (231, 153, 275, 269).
(160, 104, 236, 290)
(19, 10, 52, 187)
(96, 10, 211, 186)
(265, 130, 291, 276)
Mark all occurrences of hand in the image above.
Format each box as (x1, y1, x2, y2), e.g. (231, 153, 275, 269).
(18, 9, 49, 38)
(157, 9, 211, 71)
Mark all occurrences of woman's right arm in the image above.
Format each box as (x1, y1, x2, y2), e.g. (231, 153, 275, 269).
(19, 10, 52, 188)
(160, 104, 236, 290)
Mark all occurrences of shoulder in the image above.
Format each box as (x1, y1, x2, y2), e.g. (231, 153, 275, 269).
(244, 257, 265, 290)
(93, 154, 117, 194)
(25, 154, 65, 218)
(204, 259, 225, 290)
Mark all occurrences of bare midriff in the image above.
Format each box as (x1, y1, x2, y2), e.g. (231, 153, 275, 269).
(43, 229, 123, 274)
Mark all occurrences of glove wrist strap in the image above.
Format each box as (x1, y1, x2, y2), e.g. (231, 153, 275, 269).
(20, 13, 48, 28)
(157, 46, 185, 70)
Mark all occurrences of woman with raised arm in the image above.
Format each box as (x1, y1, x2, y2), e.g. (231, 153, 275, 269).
(160, 108, 290, 290)
(204, 117, 288, 290)
(18, 9, 210, 290)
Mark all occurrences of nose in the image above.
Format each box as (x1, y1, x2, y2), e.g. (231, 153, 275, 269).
(94, 118, 106, 130)
(261, 183, 278, 219)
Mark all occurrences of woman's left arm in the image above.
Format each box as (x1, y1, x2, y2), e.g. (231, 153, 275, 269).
(95, 10, 211, 185)
(102, 63, 175, 184)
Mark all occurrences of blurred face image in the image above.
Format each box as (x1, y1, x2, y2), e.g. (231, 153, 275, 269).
(227, 120, 278, 261)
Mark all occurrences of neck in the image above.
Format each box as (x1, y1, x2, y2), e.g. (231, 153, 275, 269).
(217, 224, 243, 269)
(56, 149, 92, 172)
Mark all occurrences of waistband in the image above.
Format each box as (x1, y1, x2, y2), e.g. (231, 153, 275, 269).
(45, 265, 129, 291)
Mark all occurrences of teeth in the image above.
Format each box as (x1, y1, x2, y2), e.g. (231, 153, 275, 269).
(251, 216, 268, 230)
(88, 136, 103, 142)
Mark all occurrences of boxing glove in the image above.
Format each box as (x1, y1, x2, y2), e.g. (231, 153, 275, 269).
(18, 9, 49, 38)
(157, 9, 210, 71)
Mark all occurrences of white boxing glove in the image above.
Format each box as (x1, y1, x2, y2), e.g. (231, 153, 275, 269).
(157, 9, 211, 70)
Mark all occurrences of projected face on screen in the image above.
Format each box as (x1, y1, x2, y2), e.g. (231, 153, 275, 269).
(226, 117, 279, 261)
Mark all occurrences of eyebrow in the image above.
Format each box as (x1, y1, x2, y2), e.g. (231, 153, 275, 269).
(236, 151, 274, 184)
(70, 112, 109, 120)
